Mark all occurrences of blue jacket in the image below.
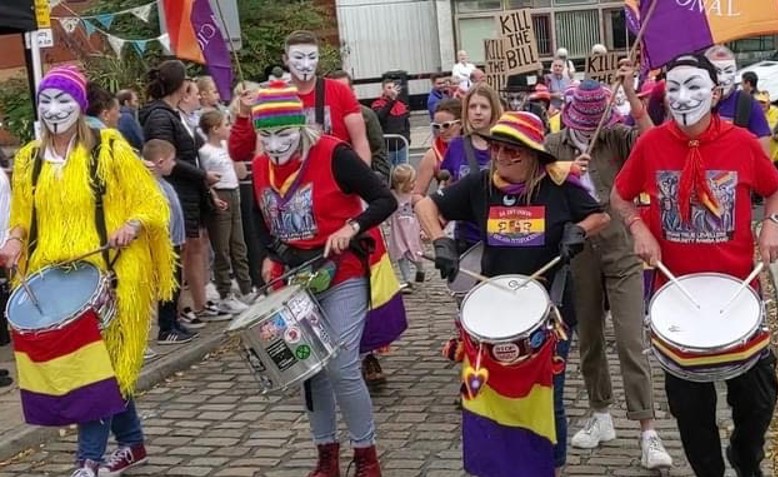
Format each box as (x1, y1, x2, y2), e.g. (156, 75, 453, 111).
(427, 89, 449, 119)
(118, 106, 145, 151)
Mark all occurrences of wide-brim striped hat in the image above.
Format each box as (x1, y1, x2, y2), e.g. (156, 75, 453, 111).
(562, 79, 622, 132)
(476, 111, 556, 164)
(252, 80, 306, 131)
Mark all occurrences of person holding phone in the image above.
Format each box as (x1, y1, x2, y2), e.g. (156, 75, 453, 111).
(372, 79, 411, 166)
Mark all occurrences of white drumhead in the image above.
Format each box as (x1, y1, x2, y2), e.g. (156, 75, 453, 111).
(649, 273, 762, 349)
(227, 285, 301, 331)
(460, 275, 549, 342)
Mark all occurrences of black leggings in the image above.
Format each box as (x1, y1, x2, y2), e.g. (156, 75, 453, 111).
(158, 246, 182, 333)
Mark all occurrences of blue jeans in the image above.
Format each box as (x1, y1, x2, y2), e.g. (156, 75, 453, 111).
(554, 332, 572, 468)
(306, 278, 376, 447)
(77, 399, 144, 462)
(388, 147, 408, 166)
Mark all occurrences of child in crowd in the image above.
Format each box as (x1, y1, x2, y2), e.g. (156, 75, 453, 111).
(198, 110, 255, 314)
(141, 139, 199, 344)
(388, 164, 425, 293)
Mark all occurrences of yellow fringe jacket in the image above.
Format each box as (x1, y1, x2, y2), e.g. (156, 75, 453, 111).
(10, 129, 176, 396)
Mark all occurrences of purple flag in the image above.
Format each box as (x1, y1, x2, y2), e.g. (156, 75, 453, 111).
(190, 0, 233, 102)
(638, 0, 714, 69)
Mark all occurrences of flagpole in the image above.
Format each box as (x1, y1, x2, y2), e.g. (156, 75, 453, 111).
(585, 0, 658, 156)
(211, 0, 245, 87)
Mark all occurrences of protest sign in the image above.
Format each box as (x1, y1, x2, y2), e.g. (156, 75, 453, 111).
(585, 52, 621, 85)
(495, 9, 541, 75)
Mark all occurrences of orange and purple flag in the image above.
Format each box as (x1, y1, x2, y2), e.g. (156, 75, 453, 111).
(161, 0, 233, 101)
(625, 0, 778, 69)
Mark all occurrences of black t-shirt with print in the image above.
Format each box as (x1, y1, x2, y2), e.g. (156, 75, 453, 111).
(431, 170, 603, 279)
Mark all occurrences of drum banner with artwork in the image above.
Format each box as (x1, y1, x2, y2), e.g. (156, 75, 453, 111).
(12, 309, 125, 426)
(461, 336, 557, 477)
(360, 228, 408, 353)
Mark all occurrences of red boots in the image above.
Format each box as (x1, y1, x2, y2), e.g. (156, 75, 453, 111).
(308, 443, 340, 477)
(351, 446, 382, 477)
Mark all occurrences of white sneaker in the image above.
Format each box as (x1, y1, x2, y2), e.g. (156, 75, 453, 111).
(641, 431, 673, 469)
(571, 412, 616, 449)
(240, 289, 260, 305)
(217, 294, 249, 314)
(205, 282, 220, 301)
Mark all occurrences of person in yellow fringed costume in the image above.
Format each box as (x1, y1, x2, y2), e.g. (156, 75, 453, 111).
(0, 66, 175, 477)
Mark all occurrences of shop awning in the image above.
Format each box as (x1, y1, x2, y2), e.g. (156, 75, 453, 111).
(0, 0, 37, 35)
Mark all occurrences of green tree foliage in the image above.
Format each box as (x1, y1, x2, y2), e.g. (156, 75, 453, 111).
(0, 79, 35, 144)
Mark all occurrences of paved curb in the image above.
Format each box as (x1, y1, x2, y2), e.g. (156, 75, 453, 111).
(0, 329, 228, 461)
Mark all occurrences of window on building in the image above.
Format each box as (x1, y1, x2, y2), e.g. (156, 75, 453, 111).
(505, 0, 552, 7)
(728, 36, 777, 54)
(554, 0, 597, 5)
(603, 8, 635, 51)
(555, 10, 600, 58)
(457, 16, 498, 64)
(456, 0, 502, 13)
(533, 14, 552, 56)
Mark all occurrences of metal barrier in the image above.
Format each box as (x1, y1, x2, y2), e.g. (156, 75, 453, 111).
(383, 134, 410, 167)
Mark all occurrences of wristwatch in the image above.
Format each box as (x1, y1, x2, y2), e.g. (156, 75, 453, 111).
(766, 213, 778, 226)
(346, 219, 361, 234)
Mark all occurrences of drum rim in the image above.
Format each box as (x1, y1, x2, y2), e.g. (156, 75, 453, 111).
(648, 272, 763, 351)
(460, 273, 550, 343)
(6, 261, 113, 333)
(227, 284, 305, 332)
(447, 242, 484, 294)
(652, 348, 762, 383)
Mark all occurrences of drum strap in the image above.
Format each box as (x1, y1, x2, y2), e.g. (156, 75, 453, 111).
(28, 129, 117, 278)
(463, 135, 480, 176)
(314, 77, 325, 131)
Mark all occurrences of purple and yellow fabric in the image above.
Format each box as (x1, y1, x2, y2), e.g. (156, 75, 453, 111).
(359, 228, 408, 353)
(461, 335, 557, 477)
(625, 0, 778, 69)
(13, 310, 125, 426)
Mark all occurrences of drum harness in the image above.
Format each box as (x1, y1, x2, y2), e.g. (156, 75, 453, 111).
(27, 129, 121, 287)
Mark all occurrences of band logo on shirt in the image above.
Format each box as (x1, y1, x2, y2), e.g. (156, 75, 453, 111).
(261, 183, 319, 241)
(486, 205, 546, 247)
(656, 170, 736, 244)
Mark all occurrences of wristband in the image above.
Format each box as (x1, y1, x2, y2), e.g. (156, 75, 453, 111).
(626, 215, 643, 230)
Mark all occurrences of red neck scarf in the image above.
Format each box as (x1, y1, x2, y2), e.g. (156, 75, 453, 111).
(667, 115, 732, 223)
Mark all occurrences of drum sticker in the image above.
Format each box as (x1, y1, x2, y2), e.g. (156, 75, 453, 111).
(656, 170, 736, 244)
(486, 205, 545, 247)
(266, 339, 298, 371)
(288, 294, 315, 320)
(492, 343, 521, 363)
(284, 326, 302, 345)
(258, 314, 287, 342)
(530, 330, 546, 349)
(295, 344, 312, 360)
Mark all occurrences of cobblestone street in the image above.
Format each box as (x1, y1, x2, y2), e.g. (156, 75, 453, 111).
(0, 277, 772, 477)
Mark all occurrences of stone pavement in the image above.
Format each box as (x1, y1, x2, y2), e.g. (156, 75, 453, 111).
(0, 274, 772, 477)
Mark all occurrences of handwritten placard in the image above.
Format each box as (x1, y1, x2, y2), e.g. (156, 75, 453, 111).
(495, 9, 541, 75)
(585, 52, 621, 85)
(484, 39, 508, 92)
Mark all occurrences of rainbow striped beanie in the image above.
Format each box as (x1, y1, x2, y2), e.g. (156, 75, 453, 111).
(252, 81, 306, 130)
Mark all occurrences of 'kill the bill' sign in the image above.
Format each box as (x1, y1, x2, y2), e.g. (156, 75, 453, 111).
(484, 9, 542, 92)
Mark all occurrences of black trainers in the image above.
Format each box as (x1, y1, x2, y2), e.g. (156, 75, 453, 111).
(415, 270, 426, 283)
(0, 375, 12, 387)
(157, 329, 194, 345)
(726, 445, 764, 477)
(179, 307, 206, 329)
(174, 320, 199, 338)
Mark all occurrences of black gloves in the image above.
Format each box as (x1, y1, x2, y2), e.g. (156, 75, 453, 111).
(433, 237, 459, 281)
(559, 223, 586, 264)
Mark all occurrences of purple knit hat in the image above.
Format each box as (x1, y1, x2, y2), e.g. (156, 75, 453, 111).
(37, 65, 88, 112)
(562, 79, 622, 132)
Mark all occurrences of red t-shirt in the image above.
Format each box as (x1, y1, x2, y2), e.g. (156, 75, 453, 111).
(614, 116, 778, 288)
(299, 78, 361, 142)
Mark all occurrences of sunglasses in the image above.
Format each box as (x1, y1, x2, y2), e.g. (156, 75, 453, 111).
(431, 120, 461, 131)
(490, 143, 527, 161)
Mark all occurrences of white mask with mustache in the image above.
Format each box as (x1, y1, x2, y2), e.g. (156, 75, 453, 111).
(259, 128, 301, 165)
(38, 88, 80, 135)
(666, 66, 715, 127)
(711, 59, 737, 98)
(286, 45, 319, 83)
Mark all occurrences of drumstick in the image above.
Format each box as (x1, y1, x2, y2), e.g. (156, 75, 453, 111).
(419, 253, 516, 295)
(719, 262, 764, 315)
(11, 266, 43, 314)
(513, 256, 562, 291)
(655, 261, 701, 310)
(49, 245, 112, 269)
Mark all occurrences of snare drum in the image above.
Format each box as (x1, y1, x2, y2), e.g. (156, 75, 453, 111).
(228, 284, 339, 393)
(448, 242, 483, 302)
(460, 275, 553, 364)
(648, 273, 769, 383)
(6, 261, 116, 333)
